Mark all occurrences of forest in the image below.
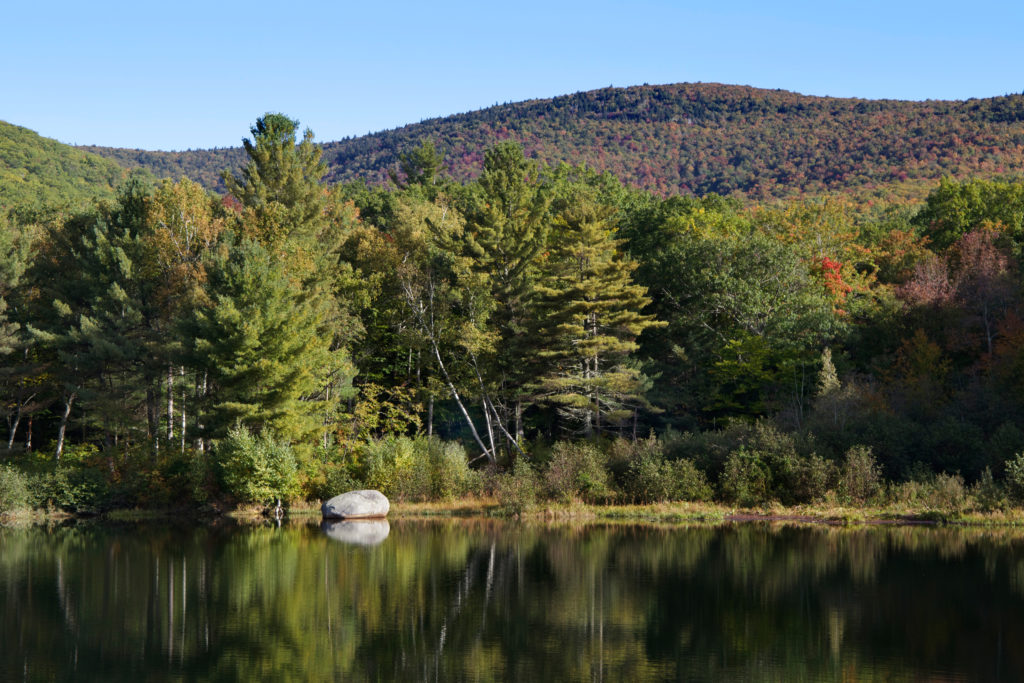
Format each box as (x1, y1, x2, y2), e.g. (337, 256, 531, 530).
(4, 112, 1024, 516)
(80, 83, 1024, 200)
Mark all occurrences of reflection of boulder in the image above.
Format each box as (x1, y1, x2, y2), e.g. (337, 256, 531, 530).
(322, 489, 390, 519)
(321, 519, 390, 546)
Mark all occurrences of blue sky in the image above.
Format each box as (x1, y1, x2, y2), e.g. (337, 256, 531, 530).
(2, 0, 1022, 150)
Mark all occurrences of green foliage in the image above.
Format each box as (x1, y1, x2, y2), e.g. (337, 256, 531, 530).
(0, 120, 127, 211)
(223, 113, 327, 246)
(36, 465, 111, 513)
(1004, 453, 1024, 504)
(0, 465, 31, 513)
(913, 177, 1024, 253)
(361, 436, 414, 496)
(216, 427, 299, 504)
(180, 235, 336, 449)
(496, 458, 540, 515)
(533, 186, 664, 435)
(719, 448, 772, 506)
(971, 468, 1006, 511)
(361, 436, 474, 502)
(841, 446, 882, 504)
(619, 437, 712, 503)
(543, 441, 612, 503)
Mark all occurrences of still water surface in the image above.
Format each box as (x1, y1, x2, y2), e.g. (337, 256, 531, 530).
(2, 518, 1023, 682)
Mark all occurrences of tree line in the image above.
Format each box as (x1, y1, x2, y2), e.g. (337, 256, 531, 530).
(3, 113, 1024, 512)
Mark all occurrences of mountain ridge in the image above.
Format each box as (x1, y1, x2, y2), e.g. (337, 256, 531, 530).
(11, 82, 1024, 201)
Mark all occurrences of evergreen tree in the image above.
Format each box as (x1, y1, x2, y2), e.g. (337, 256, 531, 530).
(223, 113, 328, 247)
(457, 142, 551, 445)
(179, 235, 337, 455)
(533, 189, 664, 436)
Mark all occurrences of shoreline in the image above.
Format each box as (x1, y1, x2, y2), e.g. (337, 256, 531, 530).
(7, 498, 1024, 528)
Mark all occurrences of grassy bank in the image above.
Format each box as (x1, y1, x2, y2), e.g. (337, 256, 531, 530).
(9, 498, 1024, 528)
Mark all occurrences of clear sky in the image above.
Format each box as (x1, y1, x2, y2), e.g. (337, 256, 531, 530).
(2, 0, 1022, 151)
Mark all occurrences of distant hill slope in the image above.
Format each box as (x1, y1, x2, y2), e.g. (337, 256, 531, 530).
(81, 83, 1024, 199)
(0, 120, 128, 212)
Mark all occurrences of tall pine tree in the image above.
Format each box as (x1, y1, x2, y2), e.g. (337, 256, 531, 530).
(534, 189, 664, 437)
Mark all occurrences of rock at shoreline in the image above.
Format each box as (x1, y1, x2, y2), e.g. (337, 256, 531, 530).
(321, 489, 390, 520)
(321, 519, 390, 546)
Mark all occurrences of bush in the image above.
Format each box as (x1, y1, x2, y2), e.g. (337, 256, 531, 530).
(789, 455, 838, 504)
(842, 445, 881, 504)
(926, 472, 967, 512)
(362, 436, 415, 497)
(719, 448, 772, 506)
(216, 427, 299, 504)
(1005, 452, 1024, 504)
(623, 444, 670, 503)
(37, 466, 110, 512)
(0, 465, 32, 513)
(622, 442, 712, 503)
(664, 458, 713, 502)
(305, 456, 361, 503)
(360, 436, 475, 502)
(972, 467, 1005, 511)
(544, 441, 611, 503)
(497, 458, 540, 514)
(425, 439, 474, 500)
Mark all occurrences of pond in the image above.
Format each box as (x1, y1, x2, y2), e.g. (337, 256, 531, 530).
(1, 518, 1023, 682)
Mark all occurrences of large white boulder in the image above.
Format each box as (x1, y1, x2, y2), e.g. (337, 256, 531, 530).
(321, 489, 390, 519)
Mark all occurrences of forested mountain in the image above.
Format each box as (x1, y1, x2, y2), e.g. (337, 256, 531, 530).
(80, 83, 1024, 198)
(0, 121, 128, 212)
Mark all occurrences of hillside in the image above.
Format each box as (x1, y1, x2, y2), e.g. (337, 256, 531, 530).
(0, 120, 128, 212)
(82, 83, 1024, 199)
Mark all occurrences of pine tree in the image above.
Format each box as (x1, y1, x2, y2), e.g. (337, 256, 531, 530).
(223, 114, 357, 449)
(533, 189, 664, 437)
(456, 142, 551, 446)
(222, 113, 327, 247)
(179, 235, 337, 455)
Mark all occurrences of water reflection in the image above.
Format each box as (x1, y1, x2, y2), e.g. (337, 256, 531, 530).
(1, 520, 1023, 682)
(321, 519, 390, 546)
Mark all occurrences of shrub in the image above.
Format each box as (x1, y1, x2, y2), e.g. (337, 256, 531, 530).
(306, 459, 361, 503)
(622, 443, 712, 503)
(972, 468, 1005, 512)
(37, 466, 110, 512)
(216, 427, 299, 504)
(358, 436, 475, 502)
(926, 472, 967, 512)
(841, 445, 881, 504)
(664, 458, 713, 502)
(544, 441, 611, 503)
(425, 438, 473, 500)
(362, 436, 415, 498)
(0, 465, 32, 514)
(1005, 452, 1024, 504)
(623, 445, 670, 503)
(719, 448, 772, 506)
(497, 458, 540, 514)
(789, 455, 838, 504)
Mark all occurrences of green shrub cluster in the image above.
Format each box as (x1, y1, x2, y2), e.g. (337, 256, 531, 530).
(359, 436, 476, 502)
(216, 427, 299, 504)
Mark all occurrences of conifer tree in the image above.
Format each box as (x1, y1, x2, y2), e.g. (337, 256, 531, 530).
(222, 113, 327, 247)
(179, 235, 337, 454)
(534, 189, 664, 436)
(457, 142, 551, 445)
(223, 114, 357, 448)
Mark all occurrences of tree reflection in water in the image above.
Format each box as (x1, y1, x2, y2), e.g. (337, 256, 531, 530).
(1, 519, 1022, 681)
